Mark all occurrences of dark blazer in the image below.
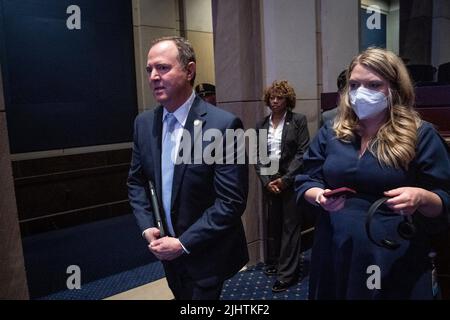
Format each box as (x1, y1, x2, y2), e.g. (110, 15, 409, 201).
(255, 111, 310, 188)
(128, 96, 249, 286)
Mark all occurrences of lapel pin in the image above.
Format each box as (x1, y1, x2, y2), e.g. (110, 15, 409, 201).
(194, 119, 201, 126)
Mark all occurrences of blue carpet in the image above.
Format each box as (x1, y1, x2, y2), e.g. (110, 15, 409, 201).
(41, 255, 310, 300)
(221, 251, 310, 300)
(23, 213, 311, 300)
(22, 214, 161, 299)
(40, 261, 165, 300)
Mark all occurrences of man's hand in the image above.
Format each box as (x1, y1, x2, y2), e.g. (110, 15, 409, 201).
(143, 227, 160, 244)
(149, 237, 184, 261)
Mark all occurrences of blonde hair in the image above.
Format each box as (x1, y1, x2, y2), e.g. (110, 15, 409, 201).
(333, 48, 422, 169)
(263, 80, 296, 110)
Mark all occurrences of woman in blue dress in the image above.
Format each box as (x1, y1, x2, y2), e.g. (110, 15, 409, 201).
(295, 48, 450, 299)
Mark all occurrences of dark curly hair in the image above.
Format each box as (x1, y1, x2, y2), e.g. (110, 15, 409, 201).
(263, 80, 296, 110)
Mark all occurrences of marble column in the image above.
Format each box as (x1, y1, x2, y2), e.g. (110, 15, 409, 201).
(212, 0, 266, 265)
(0, 66, 29, 299)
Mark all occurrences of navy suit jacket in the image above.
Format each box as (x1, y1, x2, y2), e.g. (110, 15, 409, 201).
(127, 96, 249, 286)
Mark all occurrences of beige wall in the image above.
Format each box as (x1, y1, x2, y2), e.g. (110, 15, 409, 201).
(320, 0, 360, 94)
(260, 0, 360, 135)
(185, 0, 215, 86)
(132, 0, 179, 112)
(261, 0, 320, 136)
(133, 0, 215, 112)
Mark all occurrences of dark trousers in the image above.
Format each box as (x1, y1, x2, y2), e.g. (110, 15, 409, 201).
(163, 260, 224, 300)
(266, 186, 303, 283)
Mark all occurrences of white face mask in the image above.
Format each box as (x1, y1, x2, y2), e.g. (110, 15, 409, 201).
(349, 87, 388, 120)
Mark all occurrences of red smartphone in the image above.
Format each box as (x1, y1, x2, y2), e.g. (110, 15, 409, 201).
(323, 187, 357, 198)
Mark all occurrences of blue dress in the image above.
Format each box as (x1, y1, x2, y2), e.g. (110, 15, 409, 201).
(295, 121, 450, 299)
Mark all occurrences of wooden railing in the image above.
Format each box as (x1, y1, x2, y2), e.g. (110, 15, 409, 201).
(13, 149, 132, 236)
(415, 85, 450, 141)
(321, 85, 450, 143)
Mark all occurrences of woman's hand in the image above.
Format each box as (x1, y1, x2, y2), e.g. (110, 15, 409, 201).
(384, 187, 443, 217)
(317, 189, 347, 212)
(267, 178, 286, 194)
(384, 187, 423, 216)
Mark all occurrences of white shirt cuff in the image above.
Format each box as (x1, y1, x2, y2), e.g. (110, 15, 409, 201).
(142, 228, 151, 239)
(179, 241, 190, 254)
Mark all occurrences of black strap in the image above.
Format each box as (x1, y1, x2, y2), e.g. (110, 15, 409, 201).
(365, 197, 401, 250)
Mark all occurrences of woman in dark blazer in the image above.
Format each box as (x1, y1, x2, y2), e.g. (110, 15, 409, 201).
(255, 80, 310, 292)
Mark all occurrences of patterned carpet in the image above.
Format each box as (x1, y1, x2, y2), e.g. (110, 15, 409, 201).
(221, 255, 310, 300)
(39, 260, 309, 300)
(39, 259, 309, 300)
(23, 214, 310, 300)
(40, 262, 165, 300)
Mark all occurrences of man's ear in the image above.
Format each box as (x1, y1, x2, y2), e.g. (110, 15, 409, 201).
(186, 61, 196, 81)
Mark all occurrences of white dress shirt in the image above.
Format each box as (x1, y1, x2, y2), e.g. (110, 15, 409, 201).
(142, 91, 195, 254)
(162, 91, 196, 157)
(268, 112, 286, 160)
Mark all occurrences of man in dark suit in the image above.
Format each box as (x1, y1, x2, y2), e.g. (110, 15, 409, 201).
(255, 80, 309, 292)
(320, 70, 347, 126)
(128, 36, 249, 300)
(195, 82, 216, 106)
